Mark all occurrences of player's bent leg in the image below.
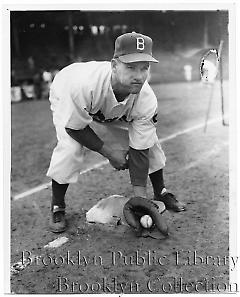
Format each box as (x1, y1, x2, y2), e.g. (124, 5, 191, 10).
(149, 142, 186, 212)
(149, 168, 165, 195)
(49, 180, 69, 233)
(47, 137, 85, 184)
(51, 179, 68, 209)
(148, 141, 166, 174)
(47, 139, 86, 232)
(150, 170, 186, 212)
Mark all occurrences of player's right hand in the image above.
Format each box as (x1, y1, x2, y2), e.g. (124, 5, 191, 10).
(108, 149, 129, 170)
(99, 145, 128, 170)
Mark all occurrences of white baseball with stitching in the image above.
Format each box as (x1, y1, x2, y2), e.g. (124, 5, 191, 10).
(140, 215, 153, 228)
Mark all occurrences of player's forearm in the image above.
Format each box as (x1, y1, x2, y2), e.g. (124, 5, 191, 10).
(98, 143, 114, 159)
(65, 126, 104, 152)
(128, 147, 149, 198)
(133, 186, 147, 198)
(65, 126, 116, 160)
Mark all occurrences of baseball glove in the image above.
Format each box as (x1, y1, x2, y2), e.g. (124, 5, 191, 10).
(123, 196, 169, 237)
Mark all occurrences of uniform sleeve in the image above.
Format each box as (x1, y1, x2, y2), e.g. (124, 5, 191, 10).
(65, 89, 93, 130)
(128, 147, 149, 186)
(129, 116, 158, 150)
(128, 82, 159, 150)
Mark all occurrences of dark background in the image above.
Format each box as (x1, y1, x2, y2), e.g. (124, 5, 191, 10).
(10, 10, 229, 85)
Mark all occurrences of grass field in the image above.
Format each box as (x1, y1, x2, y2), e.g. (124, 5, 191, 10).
(10, 80, 230, 293)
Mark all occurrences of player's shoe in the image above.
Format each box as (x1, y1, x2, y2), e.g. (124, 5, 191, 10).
(155, 188, 186, 212)
(49, 205, 67, 233)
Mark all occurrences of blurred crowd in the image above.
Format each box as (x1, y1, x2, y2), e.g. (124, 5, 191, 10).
(11, 68, 59, 103)
(11, 56, 59, 103)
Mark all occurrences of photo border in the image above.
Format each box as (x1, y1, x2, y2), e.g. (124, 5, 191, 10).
(1, 1, 238, 294)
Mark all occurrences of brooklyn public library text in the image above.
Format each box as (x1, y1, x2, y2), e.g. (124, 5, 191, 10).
(21, 250, 238, 271)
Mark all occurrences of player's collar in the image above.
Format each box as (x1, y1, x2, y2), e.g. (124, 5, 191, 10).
(108, 84, 131, 108)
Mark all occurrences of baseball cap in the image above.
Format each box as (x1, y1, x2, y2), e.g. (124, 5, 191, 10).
(113, 32, 158, 63)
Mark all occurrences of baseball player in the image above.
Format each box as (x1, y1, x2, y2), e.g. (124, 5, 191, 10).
(47, 32, 186, 233)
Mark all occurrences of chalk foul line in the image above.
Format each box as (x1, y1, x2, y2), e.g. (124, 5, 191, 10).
(12, 116, 227, 201)
(159, 116, 225, 143)
(13, 160, 109, 201)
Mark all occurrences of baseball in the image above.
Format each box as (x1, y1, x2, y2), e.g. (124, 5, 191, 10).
(140, 215, 153, 228)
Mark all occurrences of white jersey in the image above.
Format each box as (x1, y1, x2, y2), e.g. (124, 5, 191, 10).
(49, 61, 158, 150)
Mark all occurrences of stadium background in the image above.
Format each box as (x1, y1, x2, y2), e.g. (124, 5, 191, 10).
(11, 10, 228, 100)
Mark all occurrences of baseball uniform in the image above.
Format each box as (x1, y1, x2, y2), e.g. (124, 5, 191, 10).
(46, 61, 166, 184)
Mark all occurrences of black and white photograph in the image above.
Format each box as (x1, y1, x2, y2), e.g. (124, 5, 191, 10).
(1, 1, 238, 294)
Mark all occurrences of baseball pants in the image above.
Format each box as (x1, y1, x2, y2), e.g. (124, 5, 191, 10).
(46, 120, 166, 184)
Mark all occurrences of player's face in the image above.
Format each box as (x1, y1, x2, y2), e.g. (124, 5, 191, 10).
(111, 59, 150, 94)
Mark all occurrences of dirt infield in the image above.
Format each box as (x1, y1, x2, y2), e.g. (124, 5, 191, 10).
(10, 81, 231, 294)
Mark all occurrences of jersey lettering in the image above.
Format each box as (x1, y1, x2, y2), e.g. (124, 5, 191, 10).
(151, 113, 158, 124)
(90, 110, 133, 123)
(136, 37, 145, 50)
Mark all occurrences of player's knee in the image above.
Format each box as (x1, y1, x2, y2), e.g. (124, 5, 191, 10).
(64, 140, 82, 156)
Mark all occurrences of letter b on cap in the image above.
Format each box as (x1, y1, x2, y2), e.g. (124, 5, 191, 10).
(136, 37, 145, 50)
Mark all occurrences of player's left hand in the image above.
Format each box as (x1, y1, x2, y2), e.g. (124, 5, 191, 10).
(123, 196, 169, 236)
